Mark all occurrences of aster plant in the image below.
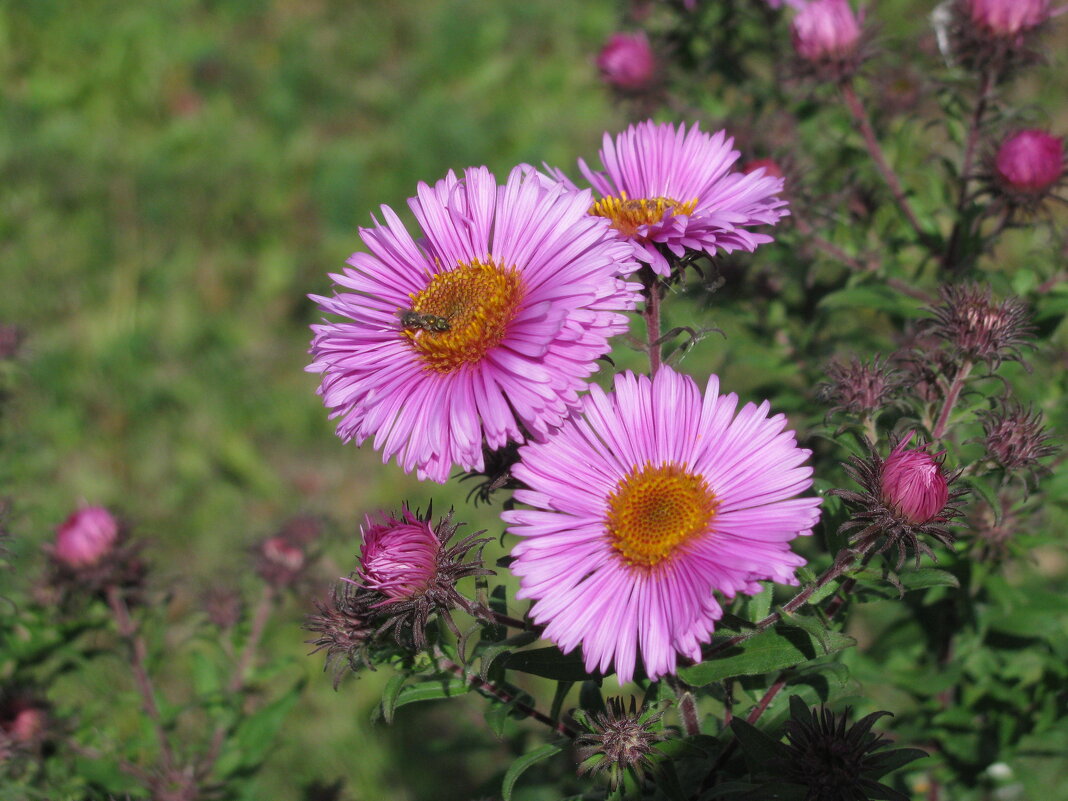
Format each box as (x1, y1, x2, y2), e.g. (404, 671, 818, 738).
(294, 0, 1068, 787)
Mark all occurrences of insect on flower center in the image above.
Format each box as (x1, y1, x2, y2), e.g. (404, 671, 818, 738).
(405, 257, 525, 374)
(605, 462, 718, 569)
(589, 192, 699, 237)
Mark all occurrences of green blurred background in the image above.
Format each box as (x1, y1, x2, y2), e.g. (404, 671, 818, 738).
(3, 0, 1067, 799)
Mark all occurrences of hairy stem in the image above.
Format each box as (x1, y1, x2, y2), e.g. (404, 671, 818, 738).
(200, 584, 279, 780)
(944, 69, 994, 272)
(932, 359, 973, 440)
(841, 81, 933, 247)
(641, 267, 664, 373)
(434, 648, 577, 738)
(106, 584, 177, 775)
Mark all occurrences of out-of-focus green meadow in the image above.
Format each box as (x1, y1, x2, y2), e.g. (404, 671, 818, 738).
(1, 1, 623, 797)
(3, 1, 1068, 799)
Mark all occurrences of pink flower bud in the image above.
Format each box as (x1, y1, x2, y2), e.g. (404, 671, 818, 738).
(53, 506, 119, 569)
(596, 32, 656, 92)
(1, 700, 45, 744)
(880, 437, 950, 525)
(995, 129, 1064, 194)
(358, 510, 440, 600)
(966, 0, 1050, 37)
(791, 0, 861, 63)
(743, 158, 785, 180)
(256, 535, 306, 587)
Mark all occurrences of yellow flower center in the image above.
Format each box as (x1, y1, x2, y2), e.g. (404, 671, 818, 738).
(405, 257, 525, 374)
(605, 462, 718, 569)
(589, 192, 698, 237)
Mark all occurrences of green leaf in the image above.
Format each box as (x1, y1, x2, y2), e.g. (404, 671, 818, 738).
(504, 646, 592, 681)
(678, 627, 856, 685)
(379, 673, 408, 724)
(480, 630, 540, 681)
(549, 680, 574, 723)
(897, 568, 960, 591)
(730, 717, 789, 773)
(392, 677, 469, 712)
(865, 747, 930, 778)
(501, 742, 564, 801)
(218, 678, 305, 775)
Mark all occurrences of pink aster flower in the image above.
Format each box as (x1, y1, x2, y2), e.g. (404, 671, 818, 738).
(503, 367, 821, 684)
(309, 166, 640, 483)
(544, 120, 789, 276)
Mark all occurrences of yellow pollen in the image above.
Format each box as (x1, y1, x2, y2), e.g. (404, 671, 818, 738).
(405, 257, 525, 374)
(589, 192, 699, 237)
(605, 462, 718, 569)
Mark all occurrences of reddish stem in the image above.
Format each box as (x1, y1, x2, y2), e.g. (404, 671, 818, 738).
(435, 650, 577, 738)
(932, 359, 973, 440)
(841, 81, 932, 247)
(106, 584, 177, 774)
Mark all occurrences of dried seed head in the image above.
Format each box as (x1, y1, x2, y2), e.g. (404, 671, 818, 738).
(575, 697, 667, 790)
(819, 355, 901, 417)
(926, 284, 1033, 370)
(780, 697, 923, 801)
(304, 582, 378, 688)
(979, 398, 1058, 478)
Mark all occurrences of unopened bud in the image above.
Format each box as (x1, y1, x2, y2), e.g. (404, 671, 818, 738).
(791, 0, 862, 64)
(880, 437, 950, 525)
(359, 510, 440, 600)
(596, 32, 657, 92)
(966, 0, 1050, 37)
(53, 506, 118, 569)
(995, 129, 1064, 195)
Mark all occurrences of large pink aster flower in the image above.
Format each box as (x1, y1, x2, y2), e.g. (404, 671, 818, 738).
(546, 120, 789, 276)
(309, 166, 640, 483)
(503, 367, 820, 684)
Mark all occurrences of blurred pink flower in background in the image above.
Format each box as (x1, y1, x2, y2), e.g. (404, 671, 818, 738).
(966, 0, 1050, 36)
(791, 0, 862, 62)
(53, 506, 119, 569)
(995, 129, 1064, 193)
(597, 32, 657, 91)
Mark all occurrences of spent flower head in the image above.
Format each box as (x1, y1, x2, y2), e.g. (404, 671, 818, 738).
(574, 697, 667, 790)
(948, 0, 1051, 75)
(978, 398, 1058, 480)
(304, 581, 379, 688)
(926, 283, 1033, 370)
(819, 355, 902, 418)
(778, 696, 927, 801)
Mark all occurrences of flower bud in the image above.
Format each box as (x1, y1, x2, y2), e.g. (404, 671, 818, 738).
(358, 510, 440, 599)
(53, 506, 118, 569)
(596, 32, 656, 92)
(256, 535, 306, 588)
(966, 0, 1050, 37)
(791, 0, 862, 64)
(880, 437, 949, 525)
(819, 355, 900, 417)
(575, 698, 666, 790)
(927, 284, 1033, 369)
(995, 129, 1064, 195)
(979, 398, 1058, 476)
